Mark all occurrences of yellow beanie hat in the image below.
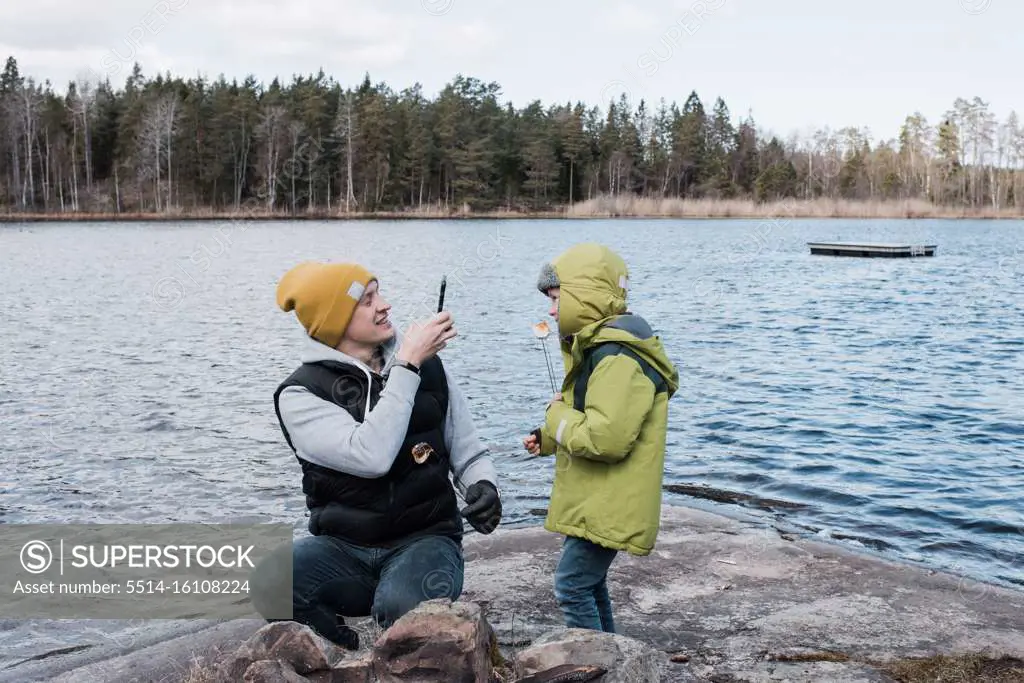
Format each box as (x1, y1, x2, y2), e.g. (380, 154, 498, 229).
(276, 261, 376, 348)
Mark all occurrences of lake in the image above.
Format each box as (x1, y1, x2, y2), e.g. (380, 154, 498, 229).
(1, 216, 1022, 670)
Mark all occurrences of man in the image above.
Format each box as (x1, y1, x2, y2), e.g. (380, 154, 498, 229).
(523, 243, 678, 633)
(253, 260, 502, 649)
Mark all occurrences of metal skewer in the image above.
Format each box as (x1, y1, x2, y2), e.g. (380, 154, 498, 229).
(532, 322, 558, 395)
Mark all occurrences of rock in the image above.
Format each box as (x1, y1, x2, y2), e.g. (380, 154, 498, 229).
(766, 647, 850, 662)
(514, 628, 662, 683)
(724, 660, 896, 682)
(213, 648, 260, 683)
(488, 619, 553, 648)
(513, 664, 608, 682)
(306, 656, 375, 683)
(215, 621, 348, 681)
(242, 659, 309, 683)
(372, 598, 491, 682)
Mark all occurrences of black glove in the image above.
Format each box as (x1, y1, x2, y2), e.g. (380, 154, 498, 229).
(460, 481, 501, 534)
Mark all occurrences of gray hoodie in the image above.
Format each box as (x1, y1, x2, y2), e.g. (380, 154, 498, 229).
(276, 332, 498, 499)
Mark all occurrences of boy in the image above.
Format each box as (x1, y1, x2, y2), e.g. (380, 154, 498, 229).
(523, 243, 678, 633)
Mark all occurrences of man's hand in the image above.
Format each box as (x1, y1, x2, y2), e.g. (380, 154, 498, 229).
(547, 392, 563, 410)
(397, 312, 457, 367)
(460, 481, 501, 534)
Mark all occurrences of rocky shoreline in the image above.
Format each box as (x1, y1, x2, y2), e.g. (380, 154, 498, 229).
(10, 504, 1024, 682)
(184, 601, 674, 682)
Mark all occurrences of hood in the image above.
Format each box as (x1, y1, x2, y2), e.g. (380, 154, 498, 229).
(541, 243, 678, 396)
(296, 328, 401, 376)
(540, 244, 675, 395)
(546, 243, 630, 339)
(573, 312, 680, 398)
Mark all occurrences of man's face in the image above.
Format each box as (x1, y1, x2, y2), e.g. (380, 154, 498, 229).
(546, 287, 560, 321)
(342, 280, 394, 346)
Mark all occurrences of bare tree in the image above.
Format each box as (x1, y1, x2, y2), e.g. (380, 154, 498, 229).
(963, 97, 996, 206)
(158, 94, 180, 210)
(287, 120, 304, 213)
(307, 131, 323, 212)
(73, 74, 98, 192)
(135, 93, 180, 211)
(231, 111, 252, 210)
(811, 127, 838, 197)
(15, 80, 42, 208)
(255, 104, 287, 210)
(69, 94, 81, 210)
(899, 113, 931, 197)
(994, 112, 1015, 209)
(137, 103, 163, 210)
(41, 118, 52, 208)
(1009, 111, 1024, 207)
(335, 91, 357, 212)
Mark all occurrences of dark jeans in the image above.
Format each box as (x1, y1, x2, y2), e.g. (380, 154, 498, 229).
(250, 532, 464, 645)
(553, 535, 619, 633)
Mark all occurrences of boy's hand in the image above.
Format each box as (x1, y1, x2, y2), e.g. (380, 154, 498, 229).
(547, 392, 562, 410)
(523, 430, 541, 455)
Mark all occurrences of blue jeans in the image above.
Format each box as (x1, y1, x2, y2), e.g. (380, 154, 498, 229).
(553, 536, 619, 633)
(251, 533, 464, 645)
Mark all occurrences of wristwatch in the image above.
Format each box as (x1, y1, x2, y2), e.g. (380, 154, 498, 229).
(394, 360, 420, 375)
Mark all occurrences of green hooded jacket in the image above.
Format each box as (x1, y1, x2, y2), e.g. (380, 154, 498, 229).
(535, 243, 679, 556)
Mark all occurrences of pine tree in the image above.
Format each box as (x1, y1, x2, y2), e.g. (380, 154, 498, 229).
(1, 55, 1023, 214)
(671, 91, 707, 197)
(706, 97, 736, 197)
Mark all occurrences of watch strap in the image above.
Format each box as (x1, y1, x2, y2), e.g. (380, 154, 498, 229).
(394, 360, 420, 375)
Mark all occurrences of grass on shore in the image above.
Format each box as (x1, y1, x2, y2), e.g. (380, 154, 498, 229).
(566, 195, 1024, 219)
(761, 649, 1024, 682)
(879, 653, 1024, 682)
(4, 195, 1024, 222)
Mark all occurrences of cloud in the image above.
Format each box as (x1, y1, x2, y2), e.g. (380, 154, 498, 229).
(0, 0, 488, 91)
(425, 19, 495, 57)
(195, 0, 407, 44)
(592, 3, 660, 32)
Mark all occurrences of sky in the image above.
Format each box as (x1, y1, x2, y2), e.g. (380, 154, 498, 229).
(1, 0, 1020, 145)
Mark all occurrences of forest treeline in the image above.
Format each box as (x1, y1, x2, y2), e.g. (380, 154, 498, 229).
(2, 55, 1024, 217)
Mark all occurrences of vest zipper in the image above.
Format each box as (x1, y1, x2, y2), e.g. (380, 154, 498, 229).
(371, 364, 394, 523)
(386, 362, 393, 526)
(357, 365, 373, 421)
(389, 481, 395, 525)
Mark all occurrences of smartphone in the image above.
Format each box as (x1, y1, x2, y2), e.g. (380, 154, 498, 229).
(437, 276, 447, 313)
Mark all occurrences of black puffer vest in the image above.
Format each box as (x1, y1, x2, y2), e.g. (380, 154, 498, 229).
(273, 355, 462, 547)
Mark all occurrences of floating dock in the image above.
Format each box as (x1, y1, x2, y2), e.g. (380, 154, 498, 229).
(807, 241, 937, 257)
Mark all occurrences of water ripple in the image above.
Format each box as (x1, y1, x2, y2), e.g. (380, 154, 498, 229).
(1, 218, 1023, 663)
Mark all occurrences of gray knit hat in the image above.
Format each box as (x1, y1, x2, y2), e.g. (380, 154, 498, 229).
(536, 263, 559, 293)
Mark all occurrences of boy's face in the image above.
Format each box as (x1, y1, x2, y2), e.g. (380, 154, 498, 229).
(546, 287, 560, 321)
